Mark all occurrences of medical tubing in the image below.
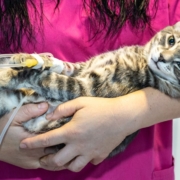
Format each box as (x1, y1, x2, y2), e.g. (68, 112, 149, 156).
(0, 97, 26, 145)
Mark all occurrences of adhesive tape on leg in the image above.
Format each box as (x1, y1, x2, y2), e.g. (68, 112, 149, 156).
(50, 57, 65, 73)
(30, 54, 44, 69)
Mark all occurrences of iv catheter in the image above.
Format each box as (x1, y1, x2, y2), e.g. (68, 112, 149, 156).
(0, 59, 39, 68)
(0, 53, 56, 69)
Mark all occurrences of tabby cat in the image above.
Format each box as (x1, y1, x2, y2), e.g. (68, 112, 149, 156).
(0, 22, 180, 157)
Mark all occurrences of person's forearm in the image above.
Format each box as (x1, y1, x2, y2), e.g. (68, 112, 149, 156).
(114, 87, 180, 132)
(19, 90, 180, 171)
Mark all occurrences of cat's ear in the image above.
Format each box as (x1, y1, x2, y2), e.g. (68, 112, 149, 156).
(173, 21, 180, 31)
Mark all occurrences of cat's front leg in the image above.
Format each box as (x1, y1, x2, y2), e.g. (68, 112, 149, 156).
(10, 53, 32, 65)
(10, 53, 64, 73)
(10, 53, 84, 76)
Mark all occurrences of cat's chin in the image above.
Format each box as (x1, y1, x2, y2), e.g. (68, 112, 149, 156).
(150, 58, 160, 69)
(148, 58, 162, 76)
(149, 59, 177, 83)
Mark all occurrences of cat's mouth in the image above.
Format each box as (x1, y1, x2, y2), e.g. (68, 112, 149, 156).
(151, 58, 160, 70)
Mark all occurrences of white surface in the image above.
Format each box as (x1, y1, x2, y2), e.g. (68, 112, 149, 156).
(173, 118, 180, 180)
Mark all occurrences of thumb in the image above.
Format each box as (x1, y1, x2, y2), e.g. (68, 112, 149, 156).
(14, 102, 49, 123)
(46, 98, 83, 120)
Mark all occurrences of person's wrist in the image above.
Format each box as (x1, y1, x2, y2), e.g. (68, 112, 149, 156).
(112, 94, 146, 135)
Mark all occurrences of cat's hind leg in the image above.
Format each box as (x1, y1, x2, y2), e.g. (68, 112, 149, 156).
(22, 102, 71, 133)
(0, 88, 46, 118)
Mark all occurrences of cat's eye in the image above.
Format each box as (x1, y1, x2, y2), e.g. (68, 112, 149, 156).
(168, 36, 175, 46)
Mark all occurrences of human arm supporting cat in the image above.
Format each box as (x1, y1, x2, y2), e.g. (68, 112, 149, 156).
(19, 87, 180, 172)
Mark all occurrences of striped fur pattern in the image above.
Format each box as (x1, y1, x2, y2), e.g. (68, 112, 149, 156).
(1, 22, 180, 157)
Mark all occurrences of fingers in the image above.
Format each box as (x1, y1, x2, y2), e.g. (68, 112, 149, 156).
(42, 144, 78, 167)
(90, 158, 105, 165)
(46, 98, 83, 120)
(15, 102, 49, 124)
(40, 154, 90, 172)
(44, 146, 59, 155)
(41, 164, 66, 171)
(20, 124, 68, 149)
(40, 153, 66, 171)
(21, 99, 84, 148)
(40, 142, 91, 172)
(67, 156, 90, 172)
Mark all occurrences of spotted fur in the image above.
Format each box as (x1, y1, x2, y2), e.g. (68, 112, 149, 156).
(1, 22, 180, 157)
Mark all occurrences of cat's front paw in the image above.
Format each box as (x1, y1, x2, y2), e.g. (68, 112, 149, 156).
(10, 53, 40, 70)
(10, 53, 32, 66)
(10, 53, 65, 72)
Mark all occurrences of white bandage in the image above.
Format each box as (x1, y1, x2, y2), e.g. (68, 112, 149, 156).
(31, 53, 65, 73)
(50, 57, 65, 73)
(30, 53, 44, 69)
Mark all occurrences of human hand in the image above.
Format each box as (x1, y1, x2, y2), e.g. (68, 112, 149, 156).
(18, 87, 180, 172)
(20, 96, 141, 172)
(0, 102, 52, 169)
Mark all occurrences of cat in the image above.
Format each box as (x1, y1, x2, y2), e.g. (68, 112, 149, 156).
(0, 21, 180, 157)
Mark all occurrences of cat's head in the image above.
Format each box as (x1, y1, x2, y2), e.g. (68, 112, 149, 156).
(146, 22, 180, 84)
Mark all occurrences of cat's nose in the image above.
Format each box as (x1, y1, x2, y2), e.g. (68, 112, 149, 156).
(158, 54, 165, 62)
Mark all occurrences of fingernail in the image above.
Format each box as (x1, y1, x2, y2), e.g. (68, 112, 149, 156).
(20, 143, 27, 149)
(40, 158, 47, 166)
(46, 112, 53, 120)
(38, 103, 47, 109)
